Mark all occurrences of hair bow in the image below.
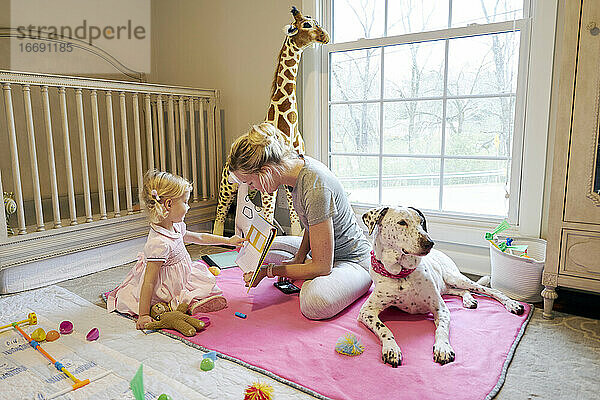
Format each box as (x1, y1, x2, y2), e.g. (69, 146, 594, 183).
(151, 189, 161, 202)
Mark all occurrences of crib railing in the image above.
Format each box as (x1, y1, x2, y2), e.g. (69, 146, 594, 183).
(0, 70, 222, 248)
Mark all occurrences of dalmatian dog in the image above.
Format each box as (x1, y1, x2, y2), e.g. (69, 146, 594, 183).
(359, 206, 524, 367)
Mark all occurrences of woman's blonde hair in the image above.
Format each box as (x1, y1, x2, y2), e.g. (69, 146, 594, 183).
(142, 170, 192, 224)
(228, 122, 297, 189)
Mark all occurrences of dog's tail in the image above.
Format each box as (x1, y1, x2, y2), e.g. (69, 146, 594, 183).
(476, 275, 491, 287)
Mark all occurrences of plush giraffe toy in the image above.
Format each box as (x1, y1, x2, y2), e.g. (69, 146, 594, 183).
(213, 6, 330, 236)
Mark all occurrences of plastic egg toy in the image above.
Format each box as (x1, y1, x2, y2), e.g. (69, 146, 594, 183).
(200, 358, 214, 371)
(46, 330, 60, 342)
(59, 321, 73, 334)
(86, 328, 99, 341)
(31, 328, 46, 342)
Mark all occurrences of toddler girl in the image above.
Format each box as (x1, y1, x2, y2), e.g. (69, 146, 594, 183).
(107, 170, 245, 330)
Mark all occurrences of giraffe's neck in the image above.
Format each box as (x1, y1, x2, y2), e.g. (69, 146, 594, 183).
(266, 37, 304, 153)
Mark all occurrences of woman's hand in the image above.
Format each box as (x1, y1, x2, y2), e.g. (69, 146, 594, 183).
(243, 268, 267, 288)
(227, 235, 247, 248)
(136, 315, 153, 330)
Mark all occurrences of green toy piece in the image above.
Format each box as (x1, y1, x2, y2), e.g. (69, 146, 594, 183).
(158, 395, 173, 400)
(485, 220, 511, 241)
(130, 364, 144, 400)
(200, 358, 214, 371)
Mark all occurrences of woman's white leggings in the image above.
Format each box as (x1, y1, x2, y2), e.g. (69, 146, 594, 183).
(264, 236, 372, 320)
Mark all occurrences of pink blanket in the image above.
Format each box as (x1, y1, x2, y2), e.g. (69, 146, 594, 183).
(109, 268, 531, 400)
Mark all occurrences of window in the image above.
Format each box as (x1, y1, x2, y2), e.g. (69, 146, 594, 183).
(325, 0, 529, 220)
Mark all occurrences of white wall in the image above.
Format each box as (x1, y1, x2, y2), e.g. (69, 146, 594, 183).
(149, 0, 296, 151)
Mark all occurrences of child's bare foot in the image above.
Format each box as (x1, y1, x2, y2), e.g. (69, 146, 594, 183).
(189, 295, 228, 314)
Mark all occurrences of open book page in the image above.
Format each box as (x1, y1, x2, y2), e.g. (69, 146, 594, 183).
(235, 184, 277, 275)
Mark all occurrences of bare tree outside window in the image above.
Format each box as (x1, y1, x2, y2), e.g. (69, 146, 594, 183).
(328, 0, 524, 216)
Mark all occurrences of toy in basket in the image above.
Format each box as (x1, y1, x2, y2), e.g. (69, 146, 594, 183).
(485, 221, 547, 303)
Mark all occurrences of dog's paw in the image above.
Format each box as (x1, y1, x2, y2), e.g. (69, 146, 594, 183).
(505, 300, 525, 315)
(382, 341, 402, 367)
(433, 341, 455, 365)
(462, 293, 478, 309)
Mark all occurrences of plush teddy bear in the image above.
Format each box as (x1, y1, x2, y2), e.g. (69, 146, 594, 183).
(145, 302, 206, 337)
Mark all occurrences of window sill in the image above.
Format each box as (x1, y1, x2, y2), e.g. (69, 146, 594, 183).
(351, 203, 522, 249)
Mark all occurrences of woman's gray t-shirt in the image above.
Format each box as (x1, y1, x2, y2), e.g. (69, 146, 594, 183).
(291, 156, 371, 262)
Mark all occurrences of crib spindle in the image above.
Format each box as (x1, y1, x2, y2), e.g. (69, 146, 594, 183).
(2, 84, 25, 233)
(133, 94, 144, 208)
(105, 91, 120, 217)
(144, 94, 154, 172)
(189, 98, 198, 202)
(22, 85, 44, 231)
(59, 87, 78, 225)
(167, 95, 176, 173)
(206, 98, 217, 199)
(119, 92, 133, 214)
(40, 86, 61, 228)
(75, 88, 93, 222)
(90, 90, 107, 220)
(157, 95, 166, 171)
(178, 97, 188, 180)
(198, 99, 209, 200)
(174, 99, 181, 174)
(214, 92, 223, 189)
(2, 85, 26, 234)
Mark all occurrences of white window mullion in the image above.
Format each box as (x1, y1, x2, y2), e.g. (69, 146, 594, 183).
(509, 19, 532, 226)
(378, 46, 385, 204)
(439, 36, 450, 212)
(325, 19, 529, 53)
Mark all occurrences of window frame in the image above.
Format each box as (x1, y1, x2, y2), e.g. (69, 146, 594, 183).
(301, 0, 556, 248)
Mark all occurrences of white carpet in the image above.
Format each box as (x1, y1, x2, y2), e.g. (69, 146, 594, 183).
(0, 285, 313, 400)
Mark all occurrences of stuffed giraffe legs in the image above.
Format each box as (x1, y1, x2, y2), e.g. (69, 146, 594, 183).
(285, 186, 302, 235)
(213, 163, 237, 236)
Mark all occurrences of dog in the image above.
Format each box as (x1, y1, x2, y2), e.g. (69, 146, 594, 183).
(358, 206, 524, 367)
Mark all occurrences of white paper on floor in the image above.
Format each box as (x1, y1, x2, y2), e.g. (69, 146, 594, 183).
(0, 312, 205, 399)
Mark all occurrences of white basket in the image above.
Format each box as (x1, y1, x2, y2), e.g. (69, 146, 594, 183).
(489, 236, 546, 303)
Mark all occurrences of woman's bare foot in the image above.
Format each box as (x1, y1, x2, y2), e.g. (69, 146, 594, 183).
(189, 295, 228, 314)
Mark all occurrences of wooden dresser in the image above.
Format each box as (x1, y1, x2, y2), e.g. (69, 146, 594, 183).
(543, 0, 600, 318)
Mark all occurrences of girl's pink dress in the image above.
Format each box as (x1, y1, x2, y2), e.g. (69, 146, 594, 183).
(107, 221, 222, 315)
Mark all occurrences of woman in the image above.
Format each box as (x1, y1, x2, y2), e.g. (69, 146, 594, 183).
(228, 122, 372, 320)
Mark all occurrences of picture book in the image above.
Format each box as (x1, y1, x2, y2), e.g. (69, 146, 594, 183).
(235, 184, 277, 292)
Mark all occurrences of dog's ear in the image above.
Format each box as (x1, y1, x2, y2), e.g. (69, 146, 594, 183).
(408, 207, 428, 232)
(362, 207, 389, 235)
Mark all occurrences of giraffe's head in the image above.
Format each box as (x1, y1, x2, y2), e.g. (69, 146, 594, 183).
(284, 6, 330, 48)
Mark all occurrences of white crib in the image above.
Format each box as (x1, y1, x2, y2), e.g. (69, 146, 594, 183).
(0, 70, 223, 293)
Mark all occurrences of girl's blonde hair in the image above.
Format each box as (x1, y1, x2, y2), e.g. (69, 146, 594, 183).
(228, 122, 298, 189)
(142, 170, 192, 224)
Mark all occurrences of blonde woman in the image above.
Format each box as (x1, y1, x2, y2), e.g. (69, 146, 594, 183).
(107, 170, 245, 330)
(229, 122, 372, 320)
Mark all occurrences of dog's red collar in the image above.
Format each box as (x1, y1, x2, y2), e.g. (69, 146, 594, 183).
(370, 251, 416, 279)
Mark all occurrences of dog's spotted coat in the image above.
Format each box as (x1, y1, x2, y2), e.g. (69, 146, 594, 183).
(359, 206, 524, 367)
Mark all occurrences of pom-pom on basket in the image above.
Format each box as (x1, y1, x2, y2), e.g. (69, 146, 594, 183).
(489, 236, 546, 303)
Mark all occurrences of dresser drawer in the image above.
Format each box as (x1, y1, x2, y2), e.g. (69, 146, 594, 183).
(560, 229, 600, 279)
